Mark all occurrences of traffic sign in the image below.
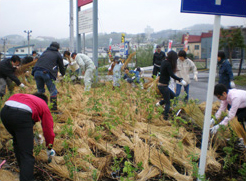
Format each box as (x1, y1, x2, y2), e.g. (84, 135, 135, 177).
(181, 0, 246, 17)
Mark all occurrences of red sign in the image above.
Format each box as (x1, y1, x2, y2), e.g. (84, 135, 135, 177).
(78, 0, 93, 7)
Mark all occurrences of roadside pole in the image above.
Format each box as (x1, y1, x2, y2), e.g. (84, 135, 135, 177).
(198, 15, 221, 180)
(93, 0, 98, 82)
(76, 0, 82, 53)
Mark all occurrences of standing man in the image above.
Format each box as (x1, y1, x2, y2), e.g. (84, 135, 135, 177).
(0, 93, 56, 181)
(152, 45, 166, 78)
(217, 51, 235, 89)
(0, 55, 25, 98)
(176, 50, 198, 102)
(74, 53, 96, 91)
(32, 42, 65, 111)
(210, 84, 246, 134)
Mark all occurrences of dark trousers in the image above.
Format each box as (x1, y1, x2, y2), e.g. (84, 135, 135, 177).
(236, 107, 246, 130)
(158, 85, 176, 119)
(152, 66, 161, 77)
(1, 105, 35, 181)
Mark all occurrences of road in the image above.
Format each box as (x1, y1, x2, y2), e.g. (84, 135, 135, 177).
(143, 69, 246, 103)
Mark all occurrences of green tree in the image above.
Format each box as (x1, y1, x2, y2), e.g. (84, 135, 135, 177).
(219, 27, 245, 64)
(135, 45, 153, 67)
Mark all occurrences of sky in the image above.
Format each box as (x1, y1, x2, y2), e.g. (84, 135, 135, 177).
(0, 0, 245, 39)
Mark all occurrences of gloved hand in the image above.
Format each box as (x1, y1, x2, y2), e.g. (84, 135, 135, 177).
(210, 118, 215, 126)
(78, 76, 83, 79)
(210, 125, 219, 135)
(47, 149, 56, 163)
(180, 79, 187, 86)
(230, 81, 235, 88)
(19, 83, 25, 88)
(194, 74, 198, 81)
(132, 76, 136, 80)
(47, 149, 56, 157)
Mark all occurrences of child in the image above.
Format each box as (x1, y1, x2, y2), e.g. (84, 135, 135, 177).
(113, 56, 123, 88)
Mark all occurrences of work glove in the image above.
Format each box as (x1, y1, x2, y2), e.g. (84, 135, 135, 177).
(180, 79, 187, 86)
(47, 149, 56, 163)
(193, 74, 198, 81)
(230, 81, 236, 88)
(210, 125, 219, 135)
(132, 76, 136, 80)
(34, 134, 43, 145)
(78, 76, 83, 79)
(19, 83, 25, 88)
(210, 118, 215, 126)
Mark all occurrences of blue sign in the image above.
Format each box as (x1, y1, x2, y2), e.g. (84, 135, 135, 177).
(181, 0, 246, 17)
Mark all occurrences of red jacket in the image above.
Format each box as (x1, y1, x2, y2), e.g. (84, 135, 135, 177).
(7, 93, 55, 147)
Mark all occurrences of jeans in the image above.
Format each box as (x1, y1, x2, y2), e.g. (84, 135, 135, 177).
(34, 70, 58, 96)
(1, 106, 35, 181)
(176, 84, 189, 101)
(158, 85, 176, 119)
(152, 66, 161, 77)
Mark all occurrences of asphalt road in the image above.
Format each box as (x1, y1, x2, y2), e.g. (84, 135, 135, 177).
(144, 70, 246, 103)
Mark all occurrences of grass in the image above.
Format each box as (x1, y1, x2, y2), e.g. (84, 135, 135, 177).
(234, 75, 246, 86)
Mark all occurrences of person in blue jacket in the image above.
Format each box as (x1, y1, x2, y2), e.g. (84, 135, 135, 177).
(217, 51, 235, 89)
(123, 67, 140, 84)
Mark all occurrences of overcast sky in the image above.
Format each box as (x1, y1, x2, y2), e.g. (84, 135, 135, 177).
(0, 0, 245, 39)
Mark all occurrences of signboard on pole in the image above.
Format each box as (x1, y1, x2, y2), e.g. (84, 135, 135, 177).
(78, 0, 93, 7)
(181, 0, 246, 17)
(78, 8, 93, 34)
(181, 1, 246, 180)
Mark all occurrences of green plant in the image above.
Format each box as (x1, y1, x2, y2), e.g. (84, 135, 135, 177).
(238, 163, 246, 180)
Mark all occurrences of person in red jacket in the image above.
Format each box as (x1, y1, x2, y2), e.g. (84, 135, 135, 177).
(0, 93, 55, 181)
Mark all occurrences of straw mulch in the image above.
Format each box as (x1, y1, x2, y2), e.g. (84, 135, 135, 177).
(0, 74, 244, 181)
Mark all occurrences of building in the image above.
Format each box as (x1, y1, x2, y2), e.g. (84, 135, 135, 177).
(7, 44, 35, 58)
(182, 34, 201, 59)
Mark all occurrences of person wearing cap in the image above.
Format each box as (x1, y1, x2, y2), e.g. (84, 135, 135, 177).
(0, 92, 55, 181)
(112, 56, 123, 89)
(32, 42, 65, 112)
(175, 50, 198, 102)
(152, 45, 166, 78)
(0, 55, 25, 98)
(73, 53, 96, 91)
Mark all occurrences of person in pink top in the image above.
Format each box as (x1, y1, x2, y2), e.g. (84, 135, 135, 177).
(210, 84, 246, 135)
(0, 93, 55, 181)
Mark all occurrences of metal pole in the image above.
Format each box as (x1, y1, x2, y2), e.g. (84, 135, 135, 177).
(93, 0, 98, 81)
(24, 30, 32, 56)
(1, 38, 7, 59)
(198, 15, 221, 181)
(83, 33, 86, 54)
(76, 0, 82, 53)
(69, 0, 74, 52)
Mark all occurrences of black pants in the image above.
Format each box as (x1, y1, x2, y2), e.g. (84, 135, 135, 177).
(236, 107, 246, 130)
(152, 66, 161, 77)
(1, 105, 34, 181)
(158, 85, 176, 119)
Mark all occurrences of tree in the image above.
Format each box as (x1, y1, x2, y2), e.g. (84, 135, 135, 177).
(135, 45, 153, 67)
(219, 27, 245, 64)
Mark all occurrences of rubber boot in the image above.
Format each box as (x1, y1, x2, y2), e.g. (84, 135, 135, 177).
(50, 96, 62, 114)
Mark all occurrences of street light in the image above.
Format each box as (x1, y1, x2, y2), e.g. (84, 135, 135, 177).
(24, 30, 32, 56)
(1, 38, 7, 59)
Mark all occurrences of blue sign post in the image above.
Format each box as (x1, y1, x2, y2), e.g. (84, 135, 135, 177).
(181, 1, 246, 181)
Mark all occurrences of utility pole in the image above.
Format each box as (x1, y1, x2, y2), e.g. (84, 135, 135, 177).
(1, 38, 7, 59)
(69, 0, 74, 52)
(24, 30, 32, 56)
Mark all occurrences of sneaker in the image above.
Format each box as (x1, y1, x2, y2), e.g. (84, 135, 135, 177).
(156, 102, 160, 106)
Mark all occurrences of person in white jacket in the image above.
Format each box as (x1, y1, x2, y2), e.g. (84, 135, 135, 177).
(74, 53, 96, 91)
(176, 50, 198, 101)
(112, 56, 123, 88)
